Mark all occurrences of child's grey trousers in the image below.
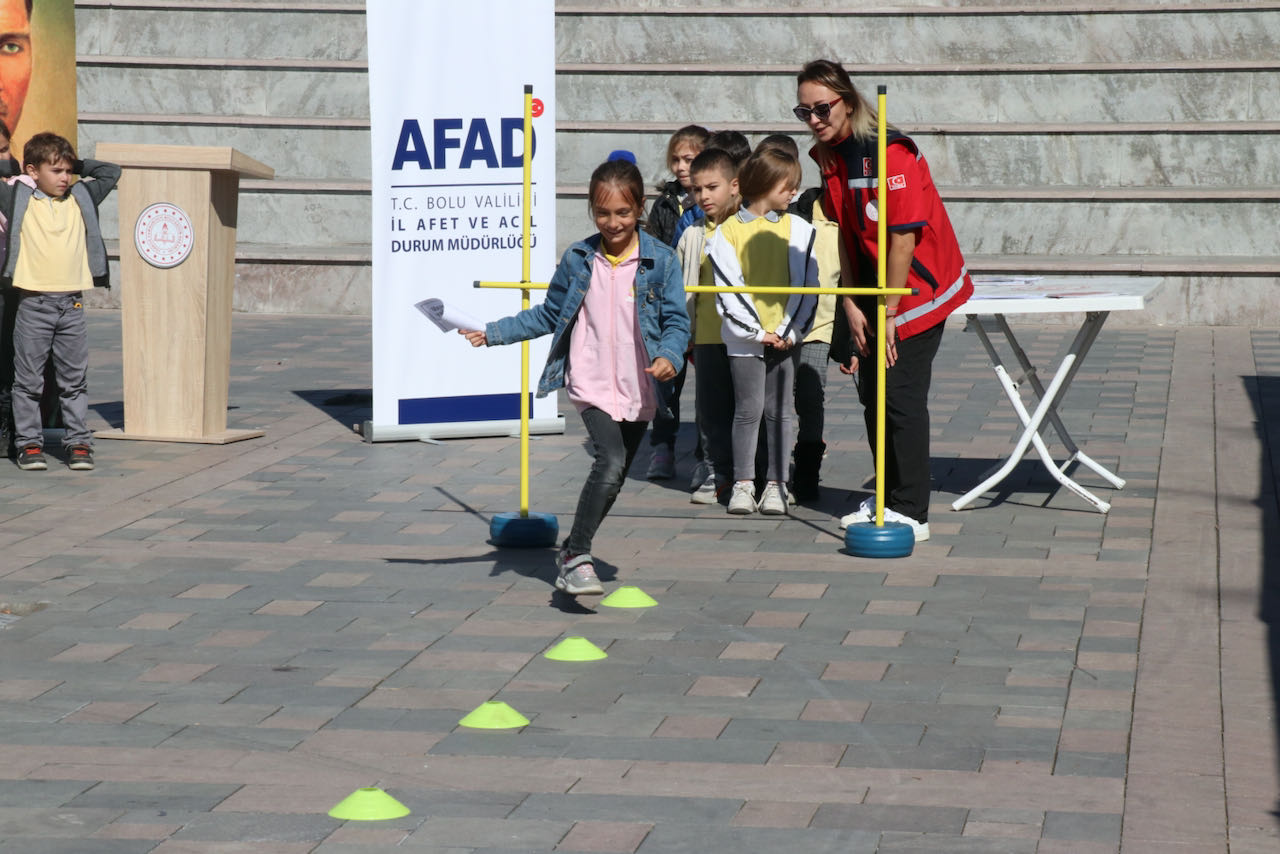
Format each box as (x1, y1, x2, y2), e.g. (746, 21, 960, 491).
(11, 290, 92, 450)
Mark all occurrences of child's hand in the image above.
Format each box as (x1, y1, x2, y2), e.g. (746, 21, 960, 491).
(459, 328, 487, 347)
(645, 357, 676, 382)
(762, 332, 783, 349)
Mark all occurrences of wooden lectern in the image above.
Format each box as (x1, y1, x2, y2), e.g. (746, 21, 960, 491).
(94, 143, 273, 443)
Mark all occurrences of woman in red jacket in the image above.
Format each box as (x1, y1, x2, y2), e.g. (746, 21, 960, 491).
(796, 59, 973, 542)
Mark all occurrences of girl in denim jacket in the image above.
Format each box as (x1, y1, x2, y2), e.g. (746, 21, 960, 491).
(462, 160, 690, 595)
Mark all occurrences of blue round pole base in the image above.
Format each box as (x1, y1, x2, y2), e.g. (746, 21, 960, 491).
(844, 521, 915, 558)
(490, 511, 559, 548)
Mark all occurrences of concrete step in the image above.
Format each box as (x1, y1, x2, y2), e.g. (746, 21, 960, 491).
(76, 61, 368, 119)
(555, 3, 1280, 65)
(556, 65, 1280, 125)
(78, 118, 370, 183)
(78, 56, 1279, 127)
(76, 2, 367, 60)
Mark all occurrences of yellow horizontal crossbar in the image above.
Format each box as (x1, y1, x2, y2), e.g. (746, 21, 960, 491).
(476, 280, 549, 289)
(685, 285, 915, 296)
(477, 280, 916, 297)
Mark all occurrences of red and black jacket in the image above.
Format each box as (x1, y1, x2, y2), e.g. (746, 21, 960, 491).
(814, 132, 972, 340)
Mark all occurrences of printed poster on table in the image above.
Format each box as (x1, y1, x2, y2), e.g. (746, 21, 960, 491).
(365, 0, 559, 440)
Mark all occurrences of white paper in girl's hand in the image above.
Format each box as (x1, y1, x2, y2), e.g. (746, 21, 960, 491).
(415, 298, 485, 333)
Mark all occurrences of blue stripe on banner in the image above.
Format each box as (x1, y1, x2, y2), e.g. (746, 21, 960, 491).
(398, 393, 531, 424)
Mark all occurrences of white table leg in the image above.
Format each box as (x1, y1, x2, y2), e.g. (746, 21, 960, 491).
(996, 313, 1126, 491)
(952, 313, 1117, 512)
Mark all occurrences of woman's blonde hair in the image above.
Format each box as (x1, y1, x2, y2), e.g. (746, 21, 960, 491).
(796, 59, 886, 142)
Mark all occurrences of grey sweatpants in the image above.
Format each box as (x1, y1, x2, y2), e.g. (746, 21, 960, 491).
(12, 290, 91, 449)
(728, 352, 795, 483)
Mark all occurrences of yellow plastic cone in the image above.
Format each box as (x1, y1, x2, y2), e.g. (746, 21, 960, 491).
(458, 700, 530, 729)
(600, 585, 657, 608)
(328, 787, 411, 821)
(544, 636, 607, 661)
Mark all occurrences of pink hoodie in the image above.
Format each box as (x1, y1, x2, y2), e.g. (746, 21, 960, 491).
(564, 248, 656, 421)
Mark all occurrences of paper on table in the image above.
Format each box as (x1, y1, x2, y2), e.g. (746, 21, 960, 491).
(415, 298, 485, 333)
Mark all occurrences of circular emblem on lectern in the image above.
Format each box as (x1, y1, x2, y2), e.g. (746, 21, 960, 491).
(135, 202, 194, 268)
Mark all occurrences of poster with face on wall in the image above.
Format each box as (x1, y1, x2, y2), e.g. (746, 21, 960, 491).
(2, 0, 77, 159)
(366, 0, 559, 441)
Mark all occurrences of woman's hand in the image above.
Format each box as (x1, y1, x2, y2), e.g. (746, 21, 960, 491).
(884, 320, 898, 368)
(841, 296, 870, 357)
(646, 356, 676, 382)
(459, 328, 487, 347)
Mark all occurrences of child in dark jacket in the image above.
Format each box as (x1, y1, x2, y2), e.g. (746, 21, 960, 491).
(642, 124, 708, 480)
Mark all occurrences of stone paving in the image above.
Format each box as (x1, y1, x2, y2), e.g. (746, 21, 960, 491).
(0, 312, 1275, 853)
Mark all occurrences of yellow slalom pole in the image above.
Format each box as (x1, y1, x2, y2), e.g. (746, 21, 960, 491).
(518, 84, 534, 518)
(875, 85, 888, 528)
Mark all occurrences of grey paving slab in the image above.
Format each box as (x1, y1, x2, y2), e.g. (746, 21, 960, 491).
(810, 803, 967, 832)
(67, 782, 240, 811)
(0, 780, 96, 807)
(1043, 810, 1124, 842)
(510, 792, 741, 824)
(638, 826, 879, 854)
(0, 843, 156, 854)
(169, 811, 339, 841)
(875, 833, 1038, 853)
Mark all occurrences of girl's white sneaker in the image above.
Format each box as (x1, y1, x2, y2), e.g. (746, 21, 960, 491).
(758, 482, 788, 515)
(727, 481, 757, 515)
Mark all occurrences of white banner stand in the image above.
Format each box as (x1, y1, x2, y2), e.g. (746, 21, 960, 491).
(364, 0, 561, 442)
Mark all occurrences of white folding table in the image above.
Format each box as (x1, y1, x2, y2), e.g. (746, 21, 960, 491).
(951, 276, 1163, 513)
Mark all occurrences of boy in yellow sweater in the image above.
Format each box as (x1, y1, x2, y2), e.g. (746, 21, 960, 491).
(1, 133, 120, 471)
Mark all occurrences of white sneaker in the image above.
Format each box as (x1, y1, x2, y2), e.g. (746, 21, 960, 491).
(727, 481, 756, 515)
(758, 481, 787, 515)
(838, 500, 930, 542)
(688, 460, 711, 492)
(646, 446, 675, 480)
(690, 471, 719, 504)
(838, 497, 876, 529)
(883, 508, 931, 542)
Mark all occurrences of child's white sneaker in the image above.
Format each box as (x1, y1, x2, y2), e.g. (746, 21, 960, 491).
(691, 471, 727, 505)
(758, 481, 787, 515)
(727, 480, 756, 515)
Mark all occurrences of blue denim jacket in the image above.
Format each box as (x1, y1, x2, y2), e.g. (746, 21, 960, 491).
(486, 231, 690, 414)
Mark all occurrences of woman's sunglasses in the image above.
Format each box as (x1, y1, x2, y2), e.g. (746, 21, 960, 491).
(793, 98, 842, 122)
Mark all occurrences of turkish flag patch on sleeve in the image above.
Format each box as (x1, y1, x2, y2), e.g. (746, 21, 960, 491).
(888, 174, 907, 191)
